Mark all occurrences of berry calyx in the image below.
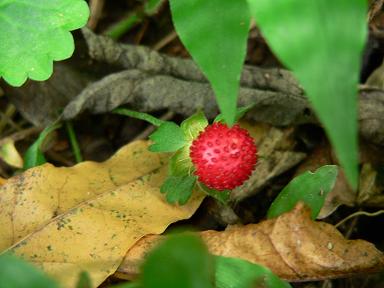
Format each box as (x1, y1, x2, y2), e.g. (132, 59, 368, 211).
(190, 122, 257, 190)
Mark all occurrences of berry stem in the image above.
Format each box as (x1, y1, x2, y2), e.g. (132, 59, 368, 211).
(113, 108, 165, 127)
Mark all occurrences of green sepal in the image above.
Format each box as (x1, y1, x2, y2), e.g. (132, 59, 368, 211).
(149, 122, 186, 153)
(214, 104, 254, 124)
(267, 165, 338, 219)
(160, 175, 197, 205)
(180, 111, 209, 141)
(169, 146, 194, 177)
(198, 183, 230, 205)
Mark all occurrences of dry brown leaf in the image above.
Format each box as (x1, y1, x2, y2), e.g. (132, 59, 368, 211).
(117, 203, 384, 282)
(0, 141, 205, 287)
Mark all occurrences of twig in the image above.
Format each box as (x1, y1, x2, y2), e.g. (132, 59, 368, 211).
(0, 126, 41, 146)
(152, 31, 178, 51)
(335, 210, 384, 228)
(87, 0, 105, 30)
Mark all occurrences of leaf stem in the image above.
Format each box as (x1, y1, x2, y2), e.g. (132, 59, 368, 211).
(65, 121, 83, 163)
(113, 108, 165, 127)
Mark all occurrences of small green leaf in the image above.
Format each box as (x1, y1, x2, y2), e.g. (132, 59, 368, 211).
(160, 175, 197, 205)
(215, 256, 291, 288)
(0, 254, 58, 288)
(267, 165, 338, 220)
(169, 0, 251, 125)
(141, 234, 214, 288)
(214, 104, 255, 123)
(198, 183, 231, 205)
(180, 111, 209, 141)
(149, 122, 186, 152)
(247, 0, 367, 189)
(169, 146, 193, 177)
(23, 123, 62, 170)
(0, 0, 89, 86)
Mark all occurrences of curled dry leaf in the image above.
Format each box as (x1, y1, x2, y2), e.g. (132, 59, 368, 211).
(0, 141, 205, 287)
(117, 203, 384, 282)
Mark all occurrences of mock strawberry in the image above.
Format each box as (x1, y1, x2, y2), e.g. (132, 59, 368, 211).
(190, 122, 257, 190)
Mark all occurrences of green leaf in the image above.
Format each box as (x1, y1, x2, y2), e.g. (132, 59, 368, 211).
(169, 146, 193, 177)
(267, 165, 338, 220)
(180, 111, 208, 142)
(0, 254, 58, 288)
(247, 0, 367, 189)
(23, 123, 62, 170)
(141, 234, 214, 288)
(169, 0, 250, 125)
(75, 271, 92, 288)
(0, 0, 89, 87)
(149, 122, 186, 152)
(198, 183, 231, 205)
(215, 256, 291, 288)
(214, 104, 255, 123)
(160, 175, 197, 205)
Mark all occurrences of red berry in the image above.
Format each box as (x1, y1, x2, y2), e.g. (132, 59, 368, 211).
(190, 122, 257, 190)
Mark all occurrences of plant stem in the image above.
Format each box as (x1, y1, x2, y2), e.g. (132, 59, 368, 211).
(65, 121, 83, 163)
(113, 108, 165, 127)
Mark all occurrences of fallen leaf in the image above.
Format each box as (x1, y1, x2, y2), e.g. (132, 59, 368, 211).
(0, 141, 205, 287)
(117, 203, 384, 282)
(0, 138, 23, 168)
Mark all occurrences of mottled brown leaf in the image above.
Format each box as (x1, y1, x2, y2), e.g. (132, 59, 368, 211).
(118, 203, 384, 282)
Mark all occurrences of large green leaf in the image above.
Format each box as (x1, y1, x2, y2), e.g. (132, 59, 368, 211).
(267, 165, 338, 220)
(247, 0, 367, 189)
(0, 254, 58, 288)
(141, 234, 214, 288)
(169, 0, 250, 125)
(0, 0, 89, 86)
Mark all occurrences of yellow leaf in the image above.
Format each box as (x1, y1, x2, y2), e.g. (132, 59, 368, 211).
(0, 138, 23, 168)
(0, 140, 204, 287)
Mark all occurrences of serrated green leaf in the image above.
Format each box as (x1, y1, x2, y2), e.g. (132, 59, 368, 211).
(141, 234, 214, 288)
(198, 183, 230, 205)
(160, 175, 197, 205)
(215, 256, 291, 288)
(0, 254, 58, 288)
(181, 111, 208, 142)
(247, 0, 367, 189)
(149, 122, 186, 152)
(214, 104, 255, 123)
(267, 165, 338, 220)
(169, 0, 250, 125)
(23, 123, 62, 170)
(169, 146, 193, 177)
(0, 0, 89, 86)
